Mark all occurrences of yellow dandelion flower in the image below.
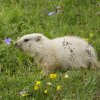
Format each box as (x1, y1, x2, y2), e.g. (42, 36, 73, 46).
(57, 85, 61, 91)
(36, 81, 41, 85)
(90, 33, 93, 37)
(44, 89, 48, 94)
(64, 74, 68, 79)
(50, 74, 57, 79)
(34, 85, 39, 90)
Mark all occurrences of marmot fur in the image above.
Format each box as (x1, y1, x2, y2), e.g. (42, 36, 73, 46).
(15, 33, 98, 74)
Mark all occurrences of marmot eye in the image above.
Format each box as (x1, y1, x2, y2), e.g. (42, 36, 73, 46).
(24, 39, 29, 42)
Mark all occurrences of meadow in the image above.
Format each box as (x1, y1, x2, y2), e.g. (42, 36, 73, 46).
(0, 0, 100, 100)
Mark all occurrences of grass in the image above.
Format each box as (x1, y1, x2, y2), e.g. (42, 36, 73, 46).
(0, 0, 100, 100)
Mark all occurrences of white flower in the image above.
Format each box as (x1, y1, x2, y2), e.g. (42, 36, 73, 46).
(19, 90, 28, 97)
(56, 6, 61, 9)
(48, 12, 55, 16)
(64, 74, 68, 78)
(47, 82, 52, 86)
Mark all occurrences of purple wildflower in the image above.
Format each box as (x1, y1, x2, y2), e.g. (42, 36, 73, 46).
(4, 38, 12, 45)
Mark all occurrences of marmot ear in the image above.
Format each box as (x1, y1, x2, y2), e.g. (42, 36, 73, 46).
(35, 36, 41, 41)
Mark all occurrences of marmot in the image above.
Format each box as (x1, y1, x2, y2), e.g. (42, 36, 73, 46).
(15, 33, 98, 74)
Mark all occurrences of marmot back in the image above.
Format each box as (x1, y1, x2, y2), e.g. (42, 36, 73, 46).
(51, 36, 97, 69)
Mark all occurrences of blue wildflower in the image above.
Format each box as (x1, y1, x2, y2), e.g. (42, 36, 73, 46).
(4, 38, 12, 45)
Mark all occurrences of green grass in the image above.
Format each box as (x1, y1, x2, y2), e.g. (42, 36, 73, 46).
(0, 0, 100, 100)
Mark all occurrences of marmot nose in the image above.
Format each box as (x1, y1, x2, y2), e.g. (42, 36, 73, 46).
(15, 42, 18, 47)
(15, 42, 22, 48)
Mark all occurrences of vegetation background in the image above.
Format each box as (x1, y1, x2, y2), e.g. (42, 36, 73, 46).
(0, 0, 100, 100)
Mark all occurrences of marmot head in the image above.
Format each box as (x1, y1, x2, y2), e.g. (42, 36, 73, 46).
(15, 33, 49, 57)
